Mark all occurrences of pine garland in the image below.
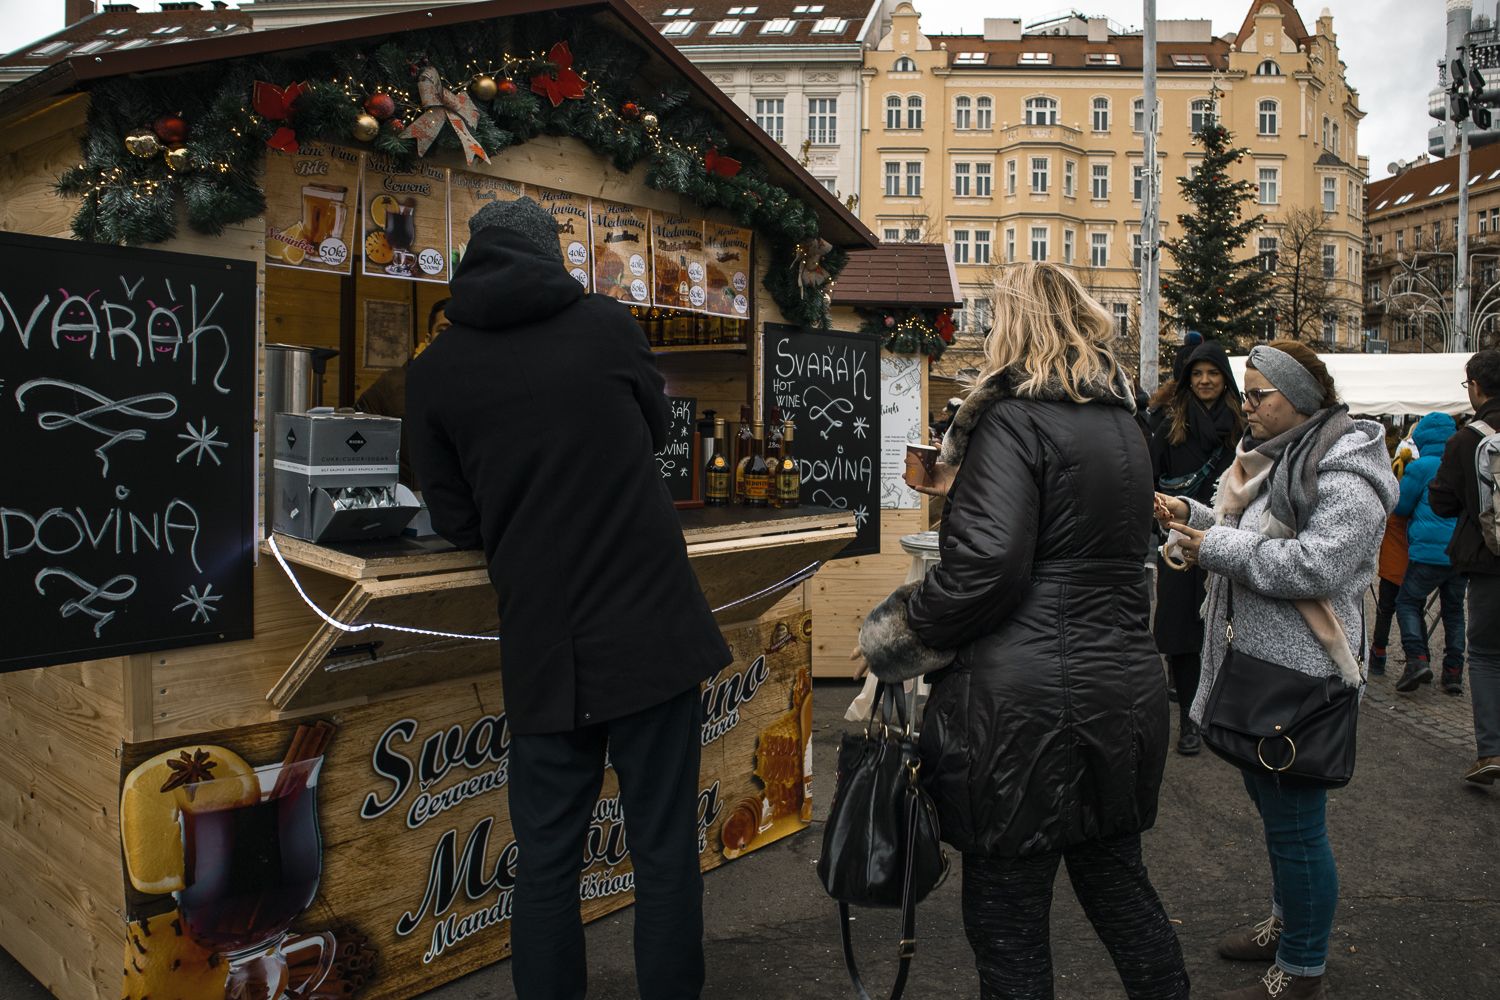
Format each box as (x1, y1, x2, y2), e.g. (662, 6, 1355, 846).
(858, 307, 954, 359)
(53, 12, 844, 327)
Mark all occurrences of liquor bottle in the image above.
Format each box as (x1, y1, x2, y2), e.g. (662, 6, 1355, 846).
(705, 418, 731, 506)
(734, 404, 754, 502)
(766, 407, 785, 462)
(773, 420, 801, 508)
(742, 422, 772, 507)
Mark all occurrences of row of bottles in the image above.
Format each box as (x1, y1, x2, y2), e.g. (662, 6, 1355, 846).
(629, 306, 748, 348)
(704, 407, 800, 508)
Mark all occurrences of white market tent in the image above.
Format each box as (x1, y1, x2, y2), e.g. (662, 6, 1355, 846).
(1226, 352, 1474, 418)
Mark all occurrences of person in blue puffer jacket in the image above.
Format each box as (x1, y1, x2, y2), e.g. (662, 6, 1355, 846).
(1393, 411, 1468, 694)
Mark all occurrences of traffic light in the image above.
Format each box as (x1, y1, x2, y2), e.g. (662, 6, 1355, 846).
(1450, 53, 1493, 130)
(1473, 64, 1492, 129)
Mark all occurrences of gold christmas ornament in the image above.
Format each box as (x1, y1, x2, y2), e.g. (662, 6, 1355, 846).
(641, 111, 659, 129)
(470, 74, 498, 101)
(163, 146, 191, 172)
(351, 113, 380, 142)
(125, 132, 162, 158)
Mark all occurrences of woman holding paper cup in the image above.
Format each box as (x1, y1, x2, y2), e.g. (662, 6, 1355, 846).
(1151, 340, 1244, 755)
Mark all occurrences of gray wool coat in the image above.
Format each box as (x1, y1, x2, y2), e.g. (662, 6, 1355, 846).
(1186, 419, 1399, 725)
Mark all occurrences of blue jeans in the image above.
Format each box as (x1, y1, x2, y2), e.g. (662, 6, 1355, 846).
(1469, 574, 1500, 757)
(1241, 771, 1337, 978)
(1395, 560, 1468, 671)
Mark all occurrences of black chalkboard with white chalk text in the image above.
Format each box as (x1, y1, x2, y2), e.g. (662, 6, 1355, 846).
(763, 323, 879, 557)
(0, 231, 256, 672)
(657, 395, 699, 504)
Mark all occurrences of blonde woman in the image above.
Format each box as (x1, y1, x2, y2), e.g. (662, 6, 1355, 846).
(860, 263, 1187, 999)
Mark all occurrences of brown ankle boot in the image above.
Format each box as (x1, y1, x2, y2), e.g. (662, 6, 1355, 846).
(1216, 965, 1327, 999)
(1217, 914, 1282, 962)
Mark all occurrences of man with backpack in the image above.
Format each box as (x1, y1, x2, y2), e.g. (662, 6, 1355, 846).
(1429, 349, 1500, 784)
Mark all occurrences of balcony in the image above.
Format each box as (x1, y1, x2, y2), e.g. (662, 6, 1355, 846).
(999, 123, 1083, 148)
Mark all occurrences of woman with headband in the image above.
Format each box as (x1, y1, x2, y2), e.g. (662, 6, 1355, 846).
(1156, 341, 1397, 1000)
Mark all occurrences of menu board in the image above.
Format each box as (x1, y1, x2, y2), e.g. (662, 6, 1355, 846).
(534, 186, 592, 290)
(652, 213, 706, 311)
(880, 353, 924, 510)
(0, 232, 256, 671)
(448, 170, 526, 270)
(360, 153, 451, 284)
(764, 324, 880, 557)
(263, 143, 361, 274)
(591, 200, 651, 304)
(657, 396, 698, 503)
(703, 223, 752, 318)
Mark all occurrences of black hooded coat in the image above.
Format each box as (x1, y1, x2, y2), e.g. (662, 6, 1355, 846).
(405, 226, 730, 735)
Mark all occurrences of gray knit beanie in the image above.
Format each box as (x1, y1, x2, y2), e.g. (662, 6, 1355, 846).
(469, 196, 560, 262)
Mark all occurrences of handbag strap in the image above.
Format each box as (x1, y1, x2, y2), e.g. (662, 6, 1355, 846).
(1224, 579, 1367, 667)
(838, 783, 921, 1000)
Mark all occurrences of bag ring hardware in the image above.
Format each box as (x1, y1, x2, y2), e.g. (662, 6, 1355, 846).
(1256, 735, 1297, 772)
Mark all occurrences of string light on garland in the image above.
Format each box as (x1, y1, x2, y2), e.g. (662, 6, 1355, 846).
(860, 307, 955, 360)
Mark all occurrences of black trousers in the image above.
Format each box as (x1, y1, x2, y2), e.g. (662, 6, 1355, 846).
(1372, 576, 1400, 653)
(1168, 653, 1200, 726)
(961, 834, 1190, 1000)
(508, 686, 704, 1000)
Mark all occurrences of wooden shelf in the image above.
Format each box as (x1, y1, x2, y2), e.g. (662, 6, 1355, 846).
(652, 343, 749, 355)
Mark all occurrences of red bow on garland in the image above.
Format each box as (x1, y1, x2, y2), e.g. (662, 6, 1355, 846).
(530, 42, 586, 107)
(703, 147, 742, 178)
(253, 80, 306, 154)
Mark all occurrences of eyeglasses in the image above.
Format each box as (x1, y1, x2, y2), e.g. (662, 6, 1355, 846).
(1243, 388, 1282, 408)
(1463, 379, 1477, 389)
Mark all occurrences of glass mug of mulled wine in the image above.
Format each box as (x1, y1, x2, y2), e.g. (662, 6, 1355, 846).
(383, 198, 418, 275)
(300, 185, 347, 247)
(175, 757, 335, 1000)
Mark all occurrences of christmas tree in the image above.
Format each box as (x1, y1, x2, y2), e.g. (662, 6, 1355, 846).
(1160, 104, 1269, 345)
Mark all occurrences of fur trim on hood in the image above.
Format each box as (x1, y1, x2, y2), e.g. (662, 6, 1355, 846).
(940, 364, 1135, 466)
(858, 582, 957, 682)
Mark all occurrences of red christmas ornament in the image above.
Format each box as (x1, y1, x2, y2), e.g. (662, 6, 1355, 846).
(388, 118, 405, 132)
(499, 78, 518, 96)
(883, 315, 895, 328)
(621, 101, 641, 119)
(364, 93, 396, 120)
(153, 114, 187, 145)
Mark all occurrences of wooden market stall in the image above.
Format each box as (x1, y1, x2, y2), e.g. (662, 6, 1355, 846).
(0, 3, 876, 998)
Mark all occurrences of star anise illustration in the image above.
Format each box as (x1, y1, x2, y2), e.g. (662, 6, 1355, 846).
(160, 749, 219, 792)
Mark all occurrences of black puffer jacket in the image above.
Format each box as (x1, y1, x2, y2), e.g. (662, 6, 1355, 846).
(860, 366, 1168, 858)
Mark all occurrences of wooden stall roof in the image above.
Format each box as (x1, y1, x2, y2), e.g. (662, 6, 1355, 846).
(831, 242, 961, 308)
(0, 0, 876, 251)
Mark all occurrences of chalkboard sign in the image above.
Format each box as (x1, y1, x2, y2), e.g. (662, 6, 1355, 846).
(764, 323, 879, 557)
(656, 395, 699, 504)
(0, 232, 256, 672)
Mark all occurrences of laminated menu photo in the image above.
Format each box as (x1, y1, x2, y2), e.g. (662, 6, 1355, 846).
(360, 154, 451, 284)
(591, 201, 651, 305)
(652, 213, 706, 312)
(704, 222, 752, 318)
(448, 170, 526, 271)
(263, 143, 362, 274)
(534, 186, 593, 291)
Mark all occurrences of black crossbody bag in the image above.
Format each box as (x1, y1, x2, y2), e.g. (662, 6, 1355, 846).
(1158, 444, 1226, 497)
(1200, 581, 1363, 788)
(817, 683, 949, 1000)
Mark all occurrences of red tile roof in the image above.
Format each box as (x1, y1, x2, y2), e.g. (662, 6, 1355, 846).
(926, 34, 1230, 72)
(1366, 143, 1500, 219)
(0, 4, 251, 70)
(1232, 0, 1310, 51)
(628, 0, 873, 46)
(832, 243, 960, 308)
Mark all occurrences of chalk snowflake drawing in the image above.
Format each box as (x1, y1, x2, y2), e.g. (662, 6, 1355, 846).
(173, 583, 222, 624)
(853, 504, 870, 529)
(175, 417, 228, 467)
(851, 416, 870, 439)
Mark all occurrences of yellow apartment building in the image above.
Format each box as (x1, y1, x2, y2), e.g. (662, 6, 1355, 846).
(860, 1, 1368, 376)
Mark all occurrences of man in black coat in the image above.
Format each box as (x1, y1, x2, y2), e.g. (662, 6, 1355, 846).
(1429, 348, 1500, 785)
(405, 197, 730, 999)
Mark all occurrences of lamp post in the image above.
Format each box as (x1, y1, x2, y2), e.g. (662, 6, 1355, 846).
(1139, 0, 1161, 390)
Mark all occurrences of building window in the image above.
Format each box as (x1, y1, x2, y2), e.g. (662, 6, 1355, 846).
(1113, 302, 1129, 338)
(1005, 228, 1016, 263)
(906, 95, 924, 130)
(883, 227, 900, 242)
(1482, 213, 1490, 236)
(884, 162, 900, 196)
(1322, 243, 1336, 278)
(1031, 226, 1049, 262)
(1172, 53, 1212, 67)
(904, 226, 922, 242)
(1321, 117, 1329, 149)
(975, 96, 994, 130)
(1366, 281, 1382, 303)
(952, 229, 970, 264)
(954, 51, 989, 65)
(1006, 159, 1017, 196)
(762, 17, 796, 34)
(1331, 122, 1340, 156)
(1092, 96, 1110, 132)
(755, 98, 784, 142)
(1256, 59, 1282, 76)
(819, 177, 837, 193)
(1395, 230, 1405, 253)
(1132, 164, 1144, 202)
(954, 162, 972, 197)
(975, 162, 993, 197)
(893, 56, 917, 72)
(1063, 229, 1075, 264)
(1064, 160, 1077, 198)
(726, 5, 758, 13)
(1257, 167, 1279, 205)
(1415, 227, 1424, 248)
(1323, 177, 1337, 213)
(955, 95, 972, 130)
(1019, 52, 1053, 65)
(1031, 156, 1050, 193)
(1132, 97, 1156, 133)
(1091, 232, 1109, 267)
(662, 6, 695, 13)
(662, 20, 695, 36)
(1088, 52, 1121, 65)
(1374, 233, 1385, 253)
(1025, 96, 1059, 125)
(1348, 246, 1357, 278)
(975, 230, 991, 264)
(811, 16, 848, 33)
(808, 98, 837, 143)
(1091, 163, 1109, 199)
(1348, 180, 1358, 215)
(885, 94, 902, 129)
(709, 19, 746, 35)
(1321, 313, 1336, 345)
(1132, 233, 1144, 269)
(1258, 99, 1279, 136)
(1258, 235, 1278, 272)
(905, 160, 922, 197)
(1190, 98, 1212, 134)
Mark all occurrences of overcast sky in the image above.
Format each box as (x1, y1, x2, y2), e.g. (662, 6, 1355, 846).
(0, 0, 1449, 179)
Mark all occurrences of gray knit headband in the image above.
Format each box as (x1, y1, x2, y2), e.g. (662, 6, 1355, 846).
(1248, 345, 1324, 414)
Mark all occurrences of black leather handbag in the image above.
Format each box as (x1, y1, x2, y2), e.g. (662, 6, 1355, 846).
(817, 682, 949, 1000)
(1201, 582, 1363, 788)
(1158, 444, 1226, 497)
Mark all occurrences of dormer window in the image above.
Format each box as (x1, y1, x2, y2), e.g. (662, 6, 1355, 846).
(1171, 54, 1211, 67)
(663, 20, 695, 36)
(953, 52, 988, 65)
(727, 5, 758, 13)
(793, 4, 824, 12)
(1019, 52, 1052, 65)
(762, 17, 795, 34)
(151, 25, 183, 35)
(662, 7, 694, 15)
(893, 56, 917, 72)
(1088, 52, 1120, 65)
(811, 17, 848, 33)
(709, 19, 746, 35)
(1256, 59, 1282, 76)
